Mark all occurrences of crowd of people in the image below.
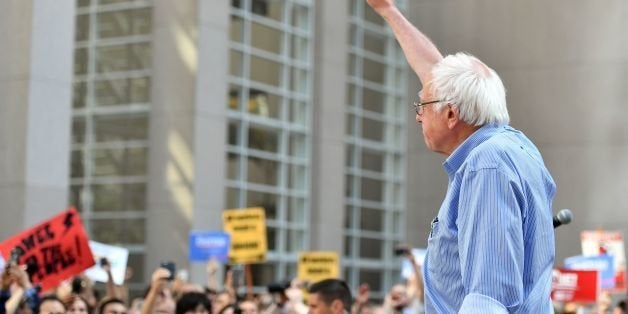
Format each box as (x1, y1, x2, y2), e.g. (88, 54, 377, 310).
(0, 249, 426, 314)
(2, 250, 627, 314)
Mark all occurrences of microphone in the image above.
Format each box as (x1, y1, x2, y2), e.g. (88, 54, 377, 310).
(553, 209, 573, 228)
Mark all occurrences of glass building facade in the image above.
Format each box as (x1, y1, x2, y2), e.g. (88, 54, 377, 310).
(66, 0, 407, 296)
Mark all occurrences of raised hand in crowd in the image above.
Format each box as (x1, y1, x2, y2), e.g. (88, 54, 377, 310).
(351, 283, 369, 314)
(141, 267, 176, 314)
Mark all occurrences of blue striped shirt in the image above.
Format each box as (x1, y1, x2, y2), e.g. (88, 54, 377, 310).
(423, 124, 556, 313)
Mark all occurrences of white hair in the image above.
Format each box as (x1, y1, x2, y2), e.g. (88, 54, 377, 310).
(430, 52, 509, 126)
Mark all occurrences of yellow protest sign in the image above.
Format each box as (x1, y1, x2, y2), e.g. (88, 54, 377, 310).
(298, 251, 339, 284)
(222, 207, 267, 264)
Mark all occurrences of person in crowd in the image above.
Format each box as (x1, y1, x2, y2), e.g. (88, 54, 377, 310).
(141, 267, 176, 314)
(175, 292, 211, 314)
(98, 298, 128, 314)
(307, 279, 352, 314)
(366, 0, 557, 312)
(2, 264, 39, 314)
(36, 296, 66, 314)
(613, 298, 627, 314)
(237, 301, 258, 314)
(66, 295, 91, 314)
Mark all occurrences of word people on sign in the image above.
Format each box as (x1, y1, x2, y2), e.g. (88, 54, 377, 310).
(0, 208, 94, 291)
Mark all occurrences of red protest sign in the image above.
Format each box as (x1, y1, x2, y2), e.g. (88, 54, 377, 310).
(0, 208, 94, 291)
(551, 268, 599, 304)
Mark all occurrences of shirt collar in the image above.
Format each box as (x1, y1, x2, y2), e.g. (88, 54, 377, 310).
(443, 123, 506, 179)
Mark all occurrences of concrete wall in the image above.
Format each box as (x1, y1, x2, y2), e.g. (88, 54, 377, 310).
(0, 1, 74, 236)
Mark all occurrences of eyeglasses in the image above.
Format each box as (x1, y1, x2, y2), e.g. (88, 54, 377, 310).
(412, 99, 447, 116)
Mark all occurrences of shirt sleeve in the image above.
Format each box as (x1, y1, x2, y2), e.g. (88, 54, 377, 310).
(456, 167, 525, 312)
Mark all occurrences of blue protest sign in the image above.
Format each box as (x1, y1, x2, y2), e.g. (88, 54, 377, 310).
(189, 231, 230, 263)
(565, 254, 615, 289)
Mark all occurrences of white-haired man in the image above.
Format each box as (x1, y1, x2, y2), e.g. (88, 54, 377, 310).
(366, 0, 556, 313)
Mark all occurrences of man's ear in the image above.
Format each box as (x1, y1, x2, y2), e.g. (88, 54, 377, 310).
(330, 299, 345, 314)
(446, 105, 460, 129)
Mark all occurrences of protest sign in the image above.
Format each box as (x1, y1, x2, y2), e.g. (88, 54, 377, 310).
(401, 248, 427, 279)
(551, 268, 599, 303)
(223, 207, 267, 264)
(0, 208, 94, 291)
(189, 231, 230, 263)
(83, 241, 129, 285)
(565, 255, 615, 289)
(581, 230, 626, 292)
(298, 251, 339, 284)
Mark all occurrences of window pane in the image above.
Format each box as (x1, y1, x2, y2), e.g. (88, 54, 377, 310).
(230, 15, 244, 43)
(228, 84, 242, 111)
(286, 229, 305, 251)
(248, 126, 279, 153)
(361, 150, 384, 172)
(227, 153, 240, 180)
(290, 67, 308, 93)
(362, 58, 386, 84)
(248, 90, 281, 119)
(344, 206, 354, 229)
(267, 226, 277, 251)
(252, 22, 282, 54)
(73, 82, 87, 108)
(361, 177, 383, 202)
(94, 114, 149, 142)
(92, 147, 148, 176)
(345, 175, 355, 198)
(250, 56, 281, 87)
(251, 264, 276, 288)
(95, 77, 151, 106)
(344, 236, 353, 257)
(74, 48, 89, 75)
(287, 164, 306, 190)
(71, 150, 84, 178)
(363, 88, 385, 113)
(92, 183, 146, 212)
(97, 43, 151, 73)
(247, 157, 278, 186)
(360, 207, 383, 231)
(290, 35, 308, 62)
(246, 190, 278, 220)
(361, 117, 384, 141)
(76, 14, 90, 41)
(289, 100, 307, 125)
(364, 6, 385, 26)
(230, 50, 243, 77)
(363, 30, 386, 55)
(291, 4, 309, 30)
(287, 197, 305, 223)
(72, 118, 86, 144)
(69, 185, 83, 210)
(289, 132, 306, 158)
(359, 269, 383, 291)
(359, 238, 382, 259)
(91, 218, 145, 244)
(226, 187, 241, 209)
(98, 8, 152, 38)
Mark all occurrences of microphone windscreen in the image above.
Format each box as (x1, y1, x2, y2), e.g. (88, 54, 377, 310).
(557, 209, 573, 225)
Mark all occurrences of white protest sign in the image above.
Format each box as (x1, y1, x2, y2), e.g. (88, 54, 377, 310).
(401, 248, 427, 279)
(84, 241, 129, 285)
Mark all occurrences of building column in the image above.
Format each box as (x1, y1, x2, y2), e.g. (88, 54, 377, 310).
(310, 0, 350, 254)
(145, 0, 198, 277)
(0, 1, 75, 238)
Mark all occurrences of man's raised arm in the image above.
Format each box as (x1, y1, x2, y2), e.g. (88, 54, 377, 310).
(366, 0, 443, 83)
